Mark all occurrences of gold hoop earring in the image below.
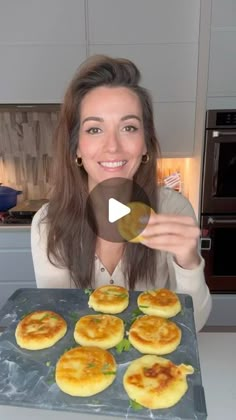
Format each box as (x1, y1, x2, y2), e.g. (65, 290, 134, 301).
(141, 153, 150, 164)
(75, 156, 83, 167)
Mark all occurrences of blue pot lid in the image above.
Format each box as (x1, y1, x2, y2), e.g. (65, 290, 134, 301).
(0, 186, 21, 194)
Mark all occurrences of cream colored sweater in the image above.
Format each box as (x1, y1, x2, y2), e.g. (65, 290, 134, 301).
(31, 187, 212, 331)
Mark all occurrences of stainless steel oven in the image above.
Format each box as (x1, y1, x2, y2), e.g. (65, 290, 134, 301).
(201, 110, 236, 293)
(202, 110, 236, 213)
(201, 215, 236, 292)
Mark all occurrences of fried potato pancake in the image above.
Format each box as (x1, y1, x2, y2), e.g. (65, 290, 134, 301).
(56, 346, 117, 396)
(74, 314, 124, 349)
(128, 315, 181, 355)
(88, 285, 129, 314)
(138, 288, 181, 318)
(123, 355, 194, 409)
(117, 201, 153, 243)
(15, 310, 67, 350)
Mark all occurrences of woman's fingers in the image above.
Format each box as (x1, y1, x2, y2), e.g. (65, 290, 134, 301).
(140, 215, 200, 239)
(138, 213, 201, 269)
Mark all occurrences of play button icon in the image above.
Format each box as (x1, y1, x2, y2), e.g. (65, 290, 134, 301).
(108, 198, 131, 223)
(85, 177, 151, 242)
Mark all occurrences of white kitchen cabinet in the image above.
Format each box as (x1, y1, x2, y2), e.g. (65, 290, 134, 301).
(0, 0, 202, 156)
(153, 102, 196, 156)
(0, 0, 86, 43)
(88, 0, 200, 157)
(207, 0, 236, 108)
(87, 0, 199, 44)
(88, 44, 198, 103)
(0, 0, 86, 103)
(0, 229, 36, 309)
(208, 31, 236, 98)
(0, 45, 86, 103)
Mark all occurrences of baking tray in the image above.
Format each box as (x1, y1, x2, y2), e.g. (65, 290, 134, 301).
(0, 288, 207, 419)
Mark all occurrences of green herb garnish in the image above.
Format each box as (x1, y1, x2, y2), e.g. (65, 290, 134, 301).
(92, 317, 102, 323)
(46, 378, 55, 385)
(130, 399, 144, 410)
(84, 288, 93, 296)
(20, 312, 31, 320)
(102, 371, 116, 375)
(87, 363, 96, 368)
(45, 361, 51, 367)
(68, 312, 79, 321)
(115, 338, 131, 353)
(138, 305, 149, 308)
(40, 313, 50, 321)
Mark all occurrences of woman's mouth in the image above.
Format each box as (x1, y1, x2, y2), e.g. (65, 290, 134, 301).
(99, 160, 127, 169)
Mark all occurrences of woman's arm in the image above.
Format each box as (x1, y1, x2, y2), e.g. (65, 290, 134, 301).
(140, 187, 212, 331)
(31, 205, 72, 288)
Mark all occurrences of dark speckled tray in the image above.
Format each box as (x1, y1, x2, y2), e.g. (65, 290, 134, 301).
(0, 288, 207, 419)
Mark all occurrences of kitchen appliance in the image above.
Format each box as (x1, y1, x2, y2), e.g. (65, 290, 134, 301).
(0, 199, 48, 225)
(201, 109, 236, 293)
(0, 186, 22, 212)
(9, 199, 48, 217)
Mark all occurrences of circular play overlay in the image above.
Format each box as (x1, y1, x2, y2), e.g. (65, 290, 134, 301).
(85, 178, 152, 243)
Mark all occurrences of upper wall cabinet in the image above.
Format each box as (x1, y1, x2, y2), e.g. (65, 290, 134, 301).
(0, 0, 86, 103)
(88, 0, 200, 156)
(0, 0, 86, 43)
(207, 0, 236, 109)
(88, 0, 199, 44)
(0, 0, 201, 156)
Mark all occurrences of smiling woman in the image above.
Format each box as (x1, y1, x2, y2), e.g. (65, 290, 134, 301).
(31, 54, 212, 332)
(77, 86, 146, 190)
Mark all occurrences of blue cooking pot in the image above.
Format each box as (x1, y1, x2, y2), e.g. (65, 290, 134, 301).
(0, 186, 23, 212)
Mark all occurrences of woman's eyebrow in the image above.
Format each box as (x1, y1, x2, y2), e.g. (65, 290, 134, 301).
(82, 116, 104, 125)
(121, 114, 142, 122)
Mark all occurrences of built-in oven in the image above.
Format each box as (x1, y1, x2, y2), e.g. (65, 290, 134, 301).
(202, 110, 236, 214)
(201, 110, 236, 293)
(201, 215, 236, 292)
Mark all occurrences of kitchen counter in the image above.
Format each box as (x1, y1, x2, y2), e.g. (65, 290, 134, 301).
(0, 331, 235, 420)
(0, 224, 31, 231)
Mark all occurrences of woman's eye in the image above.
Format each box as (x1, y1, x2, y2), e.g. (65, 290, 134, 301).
(86, 127, 101, 134)
(123, 125, 138, 132)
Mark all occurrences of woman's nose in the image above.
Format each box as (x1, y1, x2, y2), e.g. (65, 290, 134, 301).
(105, 130, 121, 152)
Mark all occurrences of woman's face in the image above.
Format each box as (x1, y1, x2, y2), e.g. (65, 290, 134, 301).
(77, 86, 147, 190)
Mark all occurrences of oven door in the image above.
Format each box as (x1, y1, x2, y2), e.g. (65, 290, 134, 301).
(201, 215, 236, 292)
(201, 129, 236, 213)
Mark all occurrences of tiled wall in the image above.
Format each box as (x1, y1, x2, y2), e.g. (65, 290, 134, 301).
(0, 105, 60, 200)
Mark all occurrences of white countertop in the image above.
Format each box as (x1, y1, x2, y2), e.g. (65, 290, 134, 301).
(0, 224, 31, 231)
(0, 331, 235, 420)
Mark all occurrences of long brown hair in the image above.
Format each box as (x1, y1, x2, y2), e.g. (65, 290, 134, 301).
(46, 55, 161, 289)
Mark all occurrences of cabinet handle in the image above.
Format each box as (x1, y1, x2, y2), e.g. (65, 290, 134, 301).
(208, 217, 236, 225)
(213, 130, 236, 137)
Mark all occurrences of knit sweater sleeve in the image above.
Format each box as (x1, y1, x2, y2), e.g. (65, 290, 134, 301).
(159, 188, 212, 331)
(31, 204, 72, 288)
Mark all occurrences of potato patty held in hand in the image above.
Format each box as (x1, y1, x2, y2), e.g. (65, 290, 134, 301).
(117, 201, 153, 243)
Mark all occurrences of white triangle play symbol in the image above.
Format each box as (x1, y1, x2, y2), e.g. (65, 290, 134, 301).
(108, 198, 131, 223)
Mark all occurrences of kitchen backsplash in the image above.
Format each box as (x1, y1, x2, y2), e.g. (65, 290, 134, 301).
(0, 105, 60, 200)
(0, 105, 191, 202)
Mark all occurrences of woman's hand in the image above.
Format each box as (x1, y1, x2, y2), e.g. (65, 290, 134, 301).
(140, 213, 201, 270)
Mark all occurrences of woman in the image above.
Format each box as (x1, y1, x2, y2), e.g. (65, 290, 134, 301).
(31, 55, 212, 331)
